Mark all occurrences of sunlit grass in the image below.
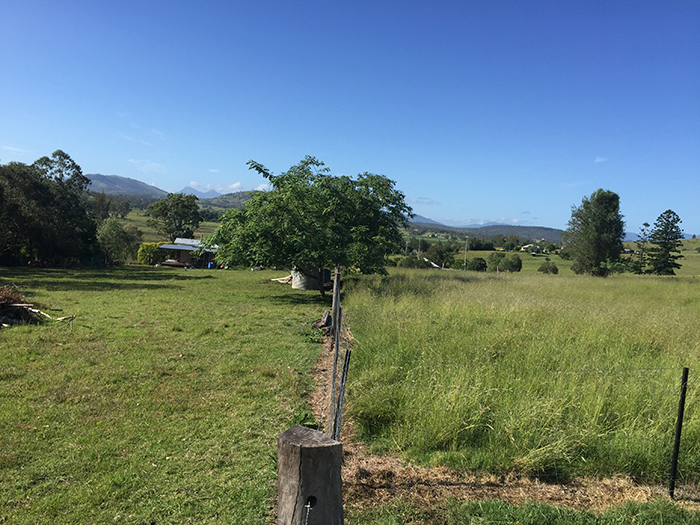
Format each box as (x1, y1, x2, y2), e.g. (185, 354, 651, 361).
(0, 266, 326, 524)
(344, 269, 700, 481)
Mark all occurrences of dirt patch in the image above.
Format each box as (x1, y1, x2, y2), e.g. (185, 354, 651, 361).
(308, 336, 700, 514)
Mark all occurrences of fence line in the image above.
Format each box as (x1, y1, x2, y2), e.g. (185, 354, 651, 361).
(317, 266, 353, 441)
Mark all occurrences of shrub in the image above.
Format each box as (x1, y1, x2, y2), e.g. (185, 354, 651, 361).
(486, 252, 506, 272)
(502, 254, 522, 272)
(466, 257, 487, 272)
(538, 259, 559, 274)
(397, 255, 433, 269)
(137, 242, 167, 265)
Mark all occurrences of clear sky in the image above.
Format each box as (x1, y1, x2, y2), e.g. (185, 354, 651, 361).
(2, 1, 698, 233)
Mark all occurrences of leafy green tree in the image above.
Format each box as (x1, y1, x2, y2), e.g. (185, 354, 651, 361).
(486, 252, 506, 272)
(562, 189, 625, 277)
(647, 210, 684, 275)
(422, 240, 459, 268)
(92, 191, 112, 226)
(630, 222, 651, 274)
(146, 193, 203, 242)
(97, 218, 142, 264)
(207, 156, 412, 296)
(466, 257, 487, 271)
(501, 253, 522, 272)
(0, 151, 97, 265)
(112, 200, 132, 219)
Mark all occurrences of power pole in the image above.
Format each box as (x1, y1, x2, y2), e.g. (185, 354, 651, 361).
(463, 235, 469, 269)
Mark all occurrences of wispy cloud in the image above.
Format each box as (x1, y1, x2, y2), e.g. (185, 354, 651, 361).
(407, 196, 442, 206)
(129, 159, 166, 173)
(121, 135, 152, 146)
(208, 169, 220, 173)
(2, 145, 31, 154)
(595, 156, 608, 163)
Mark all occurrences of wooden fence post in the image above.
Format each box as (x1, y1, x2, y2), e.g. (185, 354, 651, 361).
(277, 425, 343, 525)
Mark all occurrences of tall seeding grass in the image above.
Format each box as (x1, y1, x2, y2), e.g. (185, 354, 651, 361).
(344, 269, 700, 482)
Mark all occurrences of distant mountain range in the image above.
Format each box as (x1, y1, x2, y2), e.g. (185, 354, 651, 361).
(85, 173, 252, 211)
(178, 186, 222, 199)
(409, 215, 684, 243)
(86, 174, 167, 198)
(409, 215, 564, 242)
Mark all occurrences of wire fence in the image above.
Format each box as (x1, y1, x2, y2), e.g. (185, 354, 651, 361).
(314, 271, 697, 499)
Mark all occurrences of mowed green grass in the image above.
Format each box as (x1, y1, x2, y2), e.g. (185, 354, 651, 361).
(0, 266, 326, 524)
(344, 269, 700, 482)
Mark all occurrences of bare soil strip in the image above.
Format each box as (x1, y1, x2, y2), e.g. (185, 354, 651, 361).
(308, 337, 700, 514)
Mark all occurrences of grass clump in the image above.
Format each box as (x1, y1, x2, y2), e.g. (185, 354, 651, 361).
(344, 269, 700, 482)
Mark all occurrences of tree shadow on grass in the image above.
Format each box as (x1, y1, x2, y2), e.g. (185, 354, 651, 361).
(266, 288, 332, 307)
(0, 266, 215, 292)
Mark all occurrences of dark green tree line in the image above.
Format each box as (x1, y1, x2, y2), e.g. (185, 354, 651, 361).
(0, 150, 97, 265)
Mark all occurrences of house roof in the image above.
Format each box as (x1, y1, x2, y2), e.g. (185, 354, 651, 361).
(160, 238, 217, 253)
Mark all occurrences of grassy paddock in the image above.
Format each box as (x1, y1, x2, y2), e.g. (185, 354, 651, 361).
(0, 266, 326, 524)
(344, 269, 700, 482)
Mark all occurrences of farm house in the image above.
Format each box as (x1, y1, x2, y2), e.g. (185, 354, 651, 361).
(159, 238, 217, 268)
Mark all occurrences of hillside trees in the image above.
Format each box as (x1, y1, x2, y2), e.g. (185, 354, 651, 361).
(146, 193, 203, 242)
(485, 252, 522, 272)
(97, 218, 142, 264)
(206, 156, 412, 296)
(562, 189, 624, 277)
(647, 210, 684, 275)
(631, 222, 651, 275)
(0, 150, 97, 265)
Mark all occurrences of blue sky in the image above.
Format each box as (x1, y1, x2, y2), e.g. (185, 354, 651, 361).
(2, 1, 698, 233)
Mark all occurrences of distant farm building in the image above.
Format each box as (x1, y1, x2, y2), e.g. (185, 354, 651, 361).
(159, 238, 216, 268)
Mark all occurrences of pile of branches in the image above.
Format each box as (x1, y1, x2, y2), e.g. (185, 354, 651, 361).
(0, 284, 74, 330)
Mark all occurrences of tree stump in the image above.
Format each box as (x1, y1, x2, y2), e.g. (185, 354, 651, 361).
(277, 425, 343, 525)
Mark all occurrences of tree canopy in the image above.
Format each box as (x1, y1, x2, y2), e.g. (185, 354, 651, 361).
(146, 193, 203, 242)
(206, 156, 412, 295)
(0, 150, 97, 265)
(562, 189, 625, 277)
(97, 218, 142, 265)
(647, 209, 684, 275)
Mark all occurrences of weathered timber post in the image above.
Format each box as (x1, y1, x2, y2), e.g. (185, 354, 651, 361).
(277, 425, 343, 525)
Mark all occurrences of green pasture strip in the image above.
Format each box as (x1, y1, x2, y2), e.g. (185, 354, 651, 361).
(347, 498, 700, 524)
(344, 269, 700, 481)
(119, 210, 219, 243)
(0, 266, 325, 524)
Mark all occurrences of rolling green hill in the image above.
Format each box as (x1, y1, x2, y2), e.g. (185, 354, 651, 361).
(85, 174, 167, 197)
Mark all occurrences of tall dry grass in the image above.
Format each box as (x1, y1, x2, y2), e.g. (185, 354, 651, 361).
(344, 269, 700, 481)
